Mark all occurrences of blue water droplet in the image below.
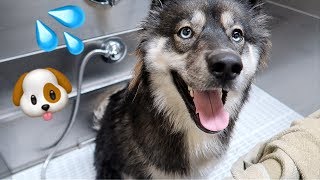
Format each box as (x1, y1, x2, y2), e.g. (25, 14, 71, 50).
(35, 20, 58, 52)
(49, 5, 85, 29)
(63, 32, 84, 55)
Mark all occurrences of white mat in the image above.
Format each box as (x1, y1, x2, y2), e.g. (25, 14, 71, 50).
(11, 85, 303, 179)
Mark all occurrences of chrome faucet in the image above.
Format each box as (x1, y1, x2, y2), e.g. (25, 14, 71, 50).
(89, 0, 120, 6)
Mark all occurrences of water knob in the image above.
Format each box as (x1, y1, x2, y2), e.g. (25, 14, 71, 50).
(101, 37, 127, 63)
(89, 0, 120, 6)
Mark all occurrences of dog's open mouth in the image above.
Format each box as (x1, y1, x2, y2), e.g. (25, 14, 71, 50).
(171, 71, 230, 134)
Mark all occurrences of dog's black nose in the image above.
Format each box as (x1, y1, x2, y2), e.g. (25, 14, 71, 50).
(41, 104, 50, 111)
(208, 52, 243, 80)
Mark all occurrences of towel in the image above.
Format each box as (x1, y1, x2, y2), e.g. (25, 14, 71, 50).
(231, 110, 320, 179)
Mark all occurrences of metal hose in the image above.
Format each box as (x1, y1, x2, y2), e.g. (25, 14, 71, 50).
(41, 49, 109, 179)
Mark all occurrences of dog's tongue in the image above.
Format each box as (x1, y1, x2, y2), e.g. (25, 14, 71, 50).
(193, 90, 229, 132)
(43, 112, 53, 121)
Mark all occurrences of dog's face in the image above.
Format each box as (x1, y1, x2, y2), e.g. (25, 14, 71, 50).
(12, 68, 72, 120)
(138, 0, 271, 133)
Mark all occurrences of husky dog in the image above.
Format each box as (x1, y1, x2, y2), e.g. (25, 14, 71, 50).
(93, 0, 271, 178)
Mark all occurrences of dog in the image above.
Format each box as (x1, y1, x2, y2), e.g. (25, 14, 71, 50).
(93, 0, 271, 178)
(12, 68, 72, 121)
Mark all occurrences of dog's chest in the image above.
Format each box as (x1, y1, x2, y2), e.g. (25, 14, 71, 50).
(148, 131, 224, 179)
(186, 129, 226, 176)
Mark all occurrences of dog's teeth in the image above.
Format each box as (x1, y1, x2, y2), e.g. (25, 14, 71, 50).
(188, 86, 194, 98)
(190, 90, 194, 98)
(220, 89, 224, 98)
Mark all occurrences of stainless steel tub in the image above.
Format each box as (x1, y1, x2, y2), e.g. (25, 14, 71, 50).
(0, 0, 150, 177)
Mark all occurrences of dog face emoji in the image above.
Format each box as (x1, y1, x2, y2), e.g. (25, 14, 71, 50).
(12, 68, 72, 121)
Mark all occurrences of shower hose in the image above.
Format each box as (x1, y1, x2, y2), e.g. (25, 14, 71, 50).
(40, 49, 110, 179)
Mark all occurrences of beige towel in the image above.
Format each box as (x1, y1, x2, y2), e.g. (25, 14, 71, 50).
(231, 110, 320, 179)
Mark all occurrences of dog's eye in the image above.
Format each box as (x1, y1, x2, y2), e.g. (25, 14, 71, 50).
(232, 29, 244, 42)
(31, 95, 37, 105)
(49, 90, 56, 100)
(178, 27, 193, 39)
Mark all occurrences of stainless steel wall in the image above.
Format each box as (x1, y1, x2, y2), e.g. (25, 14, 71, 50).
(0, 0, 151, 177)
(0, 0, 150, 62)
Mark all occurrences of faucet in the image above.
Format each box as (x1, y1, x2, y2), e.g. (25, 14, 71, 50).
(89, 0, 120, 6)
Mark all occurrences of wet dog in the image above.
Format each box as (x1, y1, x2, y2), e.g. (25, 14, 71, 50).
(93, 0, 271, 178)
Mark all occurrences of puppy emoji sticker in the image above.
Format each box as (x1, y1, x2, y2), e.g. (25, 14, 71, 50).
(12, 68, 72, 121)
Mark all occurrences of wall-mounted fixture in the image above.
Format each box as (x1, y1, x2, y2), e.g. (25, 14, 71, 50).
(101, 37, 127, 63)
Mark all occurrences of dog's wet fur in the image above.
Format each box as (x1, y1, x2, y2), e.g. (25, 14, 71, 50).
(94, 0, 271, 178)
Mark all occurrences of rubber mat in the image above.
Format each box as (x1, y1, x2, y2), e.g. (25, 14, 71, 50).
(10, 85, 303, 179)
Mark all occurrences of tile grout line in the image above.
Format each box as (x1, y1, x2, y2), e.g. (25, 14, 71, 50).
(267, 0, 320, 20)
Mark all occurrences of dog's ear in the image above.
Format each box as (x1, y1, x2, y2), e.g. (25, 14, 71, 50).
(151, 0, 170, 10)
(46, 68, 72, 93)
(247, 0, 264, 12)
(12, 73, 28, 106)
(248, 0, 259, 5)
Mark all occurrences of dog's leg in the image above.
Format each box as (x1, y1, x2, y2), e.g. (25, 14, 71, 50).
(95, 161, 123, 179)
(92, 85, 126, 130)
(92, 96, 110, 130)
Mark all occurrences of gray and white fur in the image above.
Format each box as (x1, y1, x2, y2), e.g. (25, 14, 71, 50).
(93, 0, 271, 179)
